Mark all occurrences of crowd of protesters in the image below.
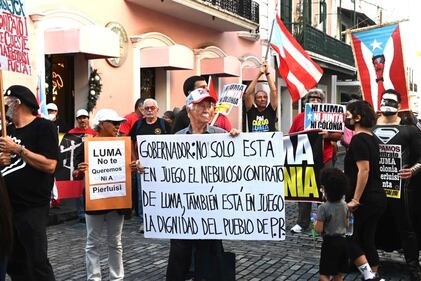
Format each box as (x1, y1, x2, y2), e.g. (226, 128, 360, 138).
(0, 68, 421, 281)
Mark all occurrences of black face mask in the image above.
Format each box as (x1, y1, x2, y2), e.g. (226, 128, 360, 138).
(345, 118, 355, 130)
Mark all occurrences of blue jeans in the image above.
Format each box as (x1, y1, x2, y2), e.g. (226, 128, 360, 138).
(136, 173, 143, 224)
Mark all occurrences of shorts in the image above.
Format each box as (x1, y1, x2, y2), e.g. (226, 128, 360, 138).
(319, 235, 348, 276)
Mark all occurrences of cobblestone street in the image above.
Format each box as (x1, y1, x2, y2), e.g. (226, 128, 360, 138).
(37, 202, 412, 280)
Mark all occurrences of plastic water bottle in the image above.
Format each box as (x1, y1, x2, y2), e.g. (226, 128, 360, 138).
(346, 213, 354, 236)
(310, 212, 318, 238)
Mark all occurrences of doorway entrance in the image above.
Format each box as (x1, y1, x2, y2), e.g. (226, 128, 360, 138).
(45, 54, 75, 132)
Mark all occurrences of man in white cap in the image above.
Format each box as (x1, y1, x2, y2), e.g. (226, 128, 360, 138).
(166, 88, 239, 281)
(243, 60, 278, 132)
(47, 102, 69, 133)
(68, 109, 96, 136)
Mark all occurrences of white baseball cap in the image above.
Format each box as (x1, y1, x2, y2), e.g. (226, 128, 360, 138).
(46, 103, 58, 111)
(76, 109, 89, 118)
(93, 109, 126, 126)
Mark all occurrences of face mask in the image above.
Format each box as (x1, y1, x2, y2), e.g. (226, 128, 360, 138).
(344, 118, 355, 130)
(380, 94, 399, 116)
(5, 101, 16, 119)
(48, 113, 57, 121)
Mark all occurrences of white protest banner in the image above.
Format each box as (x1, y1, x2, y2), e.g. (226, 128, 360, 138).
(379, 144, 402, 198)
(0, 0, 31, 74)
(215, 83, 246, 116)
(304, 103, 346, 132)
(84, 137, 132, 211)
(138, 132, 285, 241)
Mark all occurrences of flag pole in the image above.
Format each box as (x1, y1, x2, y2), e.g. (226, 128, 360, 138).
(264, 18, 276, 61)
(0, 70, 7, 137)
(342, 19, 409, 35)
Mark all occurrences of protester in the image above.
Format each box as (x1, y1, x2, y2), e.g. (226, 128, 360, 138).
(119, 98, 144, 136)
(314, 168, 349, 281)
(344, 100, 386, 281)
(130, 98, 171, 232)
(0, 175, 13, 281)
(163, 110, 175, 129)
(373, 90, 421, 281)
(165, 88, 239, 281)
(243, 60, 277, 132)
(73, 108, 142, 281)
(172, 75, 233, 133)
(289, 89, 341, 233)
(68, 109, 96, 136)
(0, 85, 58, 280)
(47, 102, 69, 133)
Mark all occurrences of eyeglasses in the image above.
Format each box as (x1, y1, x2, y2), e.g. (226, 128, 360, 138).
(103, 120, 121, 126)
(144, 106, 157, 111)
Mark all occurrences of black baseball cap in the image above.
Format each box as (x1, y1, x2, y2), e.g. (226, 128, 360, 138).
(5, 85, 39, 111)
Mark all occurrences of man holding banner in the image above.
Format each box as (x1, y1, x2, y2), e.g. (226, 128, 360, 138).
(166, 88, 240, 281)
(373, 90, 421, 281)
(0, 85, 58, 281)
(244, 61, 278, 132)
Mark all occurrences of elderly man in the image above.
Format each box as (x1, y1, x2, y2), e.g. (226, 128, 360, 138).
(130, 98, 171, 231)
(68, 109, 96, 136)
(166, 88, 239, 281)
(0, 85, 58, 281)
(172, 75, 232, 133)
(243, 61, 278, 132)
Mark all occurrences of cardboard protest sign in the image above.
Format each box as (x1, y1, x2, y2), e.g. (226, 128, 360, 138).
(84, 137, 132, 211)
(284, 131, 324, 202)
(55, 133, 84, 199)
(0, 0, 31, 74)
(379, 144, 402, 198)
(138, 132, 285, 241)
(214, 83, 246, 116)
(304, 103, 346, 132)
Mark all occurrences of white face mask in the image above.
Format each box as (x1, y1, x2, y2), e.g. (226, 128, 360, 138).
(48, 113, 57, 121)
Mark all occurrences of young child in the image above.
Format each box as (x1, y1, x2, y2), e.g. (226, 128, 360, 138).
(314, 168, 349, 281)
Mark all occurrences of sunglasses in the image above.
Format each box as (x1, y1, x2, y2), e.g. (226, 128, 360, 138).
(103, 120, 121, 126)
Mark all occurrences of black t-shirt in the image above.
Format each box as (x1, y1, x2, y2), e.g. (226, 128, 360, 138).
(1, 118, 59, 212)
(130, 117, 171, 142)
(171, 107, 189, 134)
(246, 105, 277, 132)
(344, 133, 385, 205)
(372, 124, 421, 170)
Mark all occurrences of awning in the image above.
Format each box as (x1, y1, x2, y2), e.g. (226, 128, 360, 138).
(140, 45, 194, 70)
(44, 26, 120, 59)
(242, 66, 276, 81)
(200, 56, 241, 77)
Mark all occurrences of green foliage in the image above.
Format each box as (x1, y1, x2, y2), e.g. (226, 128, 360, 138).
(87, 68, 102, 112)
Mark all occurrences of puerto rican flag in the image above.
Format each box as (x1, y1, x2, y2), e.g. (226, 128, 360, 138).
(270, 15, 323, 102)
(351, 23, 409, 111)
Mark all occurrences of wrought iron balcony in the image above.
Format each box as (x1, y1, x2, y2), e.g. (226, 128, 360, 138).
(201, 0, 259, 24)
(291, 23, 355, 67)
(126, 0, 259, 32)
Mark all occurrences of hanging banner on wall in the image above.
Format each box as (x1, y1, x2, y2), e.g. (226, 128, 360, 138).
(0, 0, 31, 74)
(138, 132, 285, 241)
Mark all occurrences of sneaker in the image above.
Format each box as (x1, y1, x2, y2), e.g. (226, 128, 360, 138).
(290, 224, 302, 233)
(138, 223, 144, 234)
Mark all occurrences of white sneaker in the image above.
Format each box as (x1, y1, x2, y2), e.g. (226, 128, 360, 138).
(290, 224, 302, 233)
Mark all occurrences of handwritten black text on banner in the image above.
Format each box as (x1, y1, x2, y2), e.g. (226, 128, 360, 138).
(138, 132, 285, 241)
